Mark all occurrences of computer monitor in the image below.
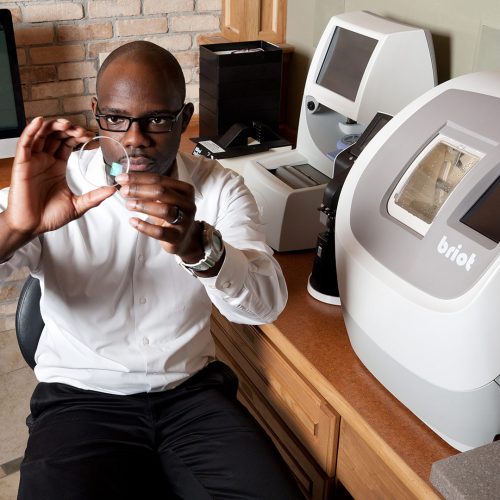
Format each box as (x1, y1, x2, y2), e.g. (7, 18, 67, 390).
(0, 9, 26, 159)
(297, 11, 437, 178)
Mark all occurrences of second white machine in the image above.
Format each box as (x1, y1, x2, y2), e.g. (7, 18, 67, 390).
(221, 10, 436, 250)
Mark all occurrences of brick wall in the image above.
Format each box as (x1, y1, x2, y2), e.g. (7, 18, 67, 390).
(3, 0, 222, 129)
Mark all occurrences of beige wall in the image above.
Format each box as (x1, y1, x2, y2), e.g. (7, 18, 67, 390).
(285, 0, 343, 128)
(285, 0, 500, 127)
(4, 0, 221, 129)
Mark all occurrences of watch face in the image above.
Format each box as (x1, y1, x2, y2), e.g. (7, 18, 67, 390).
(212, 230, 223, 252)
(181, 223, 224, 272)
(204, 226, 224, 267)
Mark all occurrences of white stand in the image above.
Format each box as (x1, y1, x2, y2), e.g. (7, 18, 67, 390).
(307, 274, 341, 306)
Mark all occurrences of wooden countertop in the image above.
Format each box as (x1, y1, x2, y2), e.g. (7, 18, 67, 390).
(264, 251, 456, 497)
(0, 157, 12, 189)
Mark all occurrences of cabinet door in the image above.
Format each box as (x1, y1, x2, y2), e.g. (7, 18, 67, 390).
(214, 336, 334, 500)
(211, 309, 339, 476)
(337, 421, 440, 500)
(221, 0, 287, 43)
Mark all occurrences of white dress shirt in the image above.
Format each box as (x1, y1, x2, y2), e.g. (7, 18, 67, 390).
(0, 150, 287, 395)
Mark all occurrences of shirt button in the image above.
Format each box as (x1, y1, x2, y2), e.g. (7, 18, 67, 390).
(222, 281, 231, 289)
(139, 297, 147, 304)
(142, 337, 149, 345)
(138, 254, 145, 263)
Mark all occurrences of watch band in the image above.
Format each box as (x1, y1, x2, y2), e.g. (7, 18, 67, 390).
(178, 222, 224, 273)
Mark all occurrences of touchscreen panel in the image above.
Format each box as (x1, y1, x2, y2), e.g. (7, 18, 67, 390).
(316, 27, 377, 102)
(461, 175, 500, 243)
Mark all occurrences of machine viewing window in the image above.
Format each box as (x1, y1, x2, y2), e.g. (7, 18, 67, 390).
(316, 27, 377, 102)
(388, 136, 482, 235)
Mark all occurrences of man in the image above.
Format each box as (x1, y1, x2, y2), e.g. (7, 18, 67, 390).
(0, 41, 302, 499)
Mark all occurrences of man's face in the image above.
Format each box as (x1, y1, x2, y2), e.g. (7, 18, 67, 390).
(92, 60, 192, 177)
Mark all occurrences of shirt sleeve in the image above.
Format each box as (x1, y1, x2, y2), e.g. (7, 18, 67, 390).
(0, 188, 42, 280)
(197, 171, 288, 325)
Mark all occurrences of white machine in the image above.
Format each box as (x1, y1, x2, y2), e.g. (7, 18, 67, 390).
(336, 72, 500, 451)
(220, 11, 436, 251)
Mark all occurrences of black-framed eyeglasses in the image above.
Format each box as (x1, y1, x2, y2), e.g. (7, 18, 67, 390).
(94, 104, 186, 133)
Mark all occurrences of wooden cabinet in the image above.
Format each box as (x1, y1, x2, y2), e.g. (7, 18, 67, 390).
(221, 0, 287, 44)
(211, 308, 338, 499)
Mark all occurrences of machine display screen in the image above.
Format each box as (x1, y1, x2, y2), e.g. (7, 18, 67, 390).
(0, 24, 19, 132)
(316, 27, 377, 102)
(461, 175, 500, 243)
(388, 136, 482, 235)
(0, 9, 25, 147)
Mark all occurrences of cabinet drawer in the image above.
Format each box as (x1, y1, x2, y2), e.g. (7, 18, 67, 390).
(215, 337, 334, 500)
(211, 310, 339, 475)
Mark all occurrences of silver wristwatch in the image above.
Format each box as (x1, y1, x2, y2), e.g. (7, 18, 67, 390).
(180, 222, 224, 273)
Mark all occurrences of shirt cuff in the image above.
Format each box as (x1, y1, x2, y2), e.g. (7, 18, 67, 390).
(197, 242, 248, 297)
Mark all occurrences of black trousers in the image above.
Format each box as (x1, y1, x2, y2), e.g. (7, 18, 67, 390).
(18, 361, 303, 500)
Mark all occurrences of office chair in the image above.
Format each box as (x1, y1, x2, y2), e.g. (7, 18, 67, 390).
(15, 275, 44, 369)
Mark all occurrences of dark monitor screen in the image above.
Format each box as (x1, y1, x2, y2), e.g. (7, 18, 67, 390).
(316, 27, 377, 102)
(460, 175, 500, 244)
(0, 9, 25, 139)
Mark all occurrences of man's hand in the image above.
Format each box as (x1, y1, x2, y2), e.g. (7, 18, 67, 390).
(0, 117, 116, 261)
(116, 172, 204, 263)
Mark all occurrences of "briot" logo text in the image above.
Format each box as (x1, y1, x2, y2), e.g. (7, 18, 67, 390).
(437, 236, 476, 271)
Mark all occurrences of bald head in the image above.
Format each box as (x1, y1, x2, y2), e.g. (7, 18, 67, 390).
(96, 41, 186, 102)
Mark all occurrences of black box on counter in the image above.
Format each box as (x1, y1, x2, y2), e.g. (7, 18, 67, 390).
(199, 40, 282, 139)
